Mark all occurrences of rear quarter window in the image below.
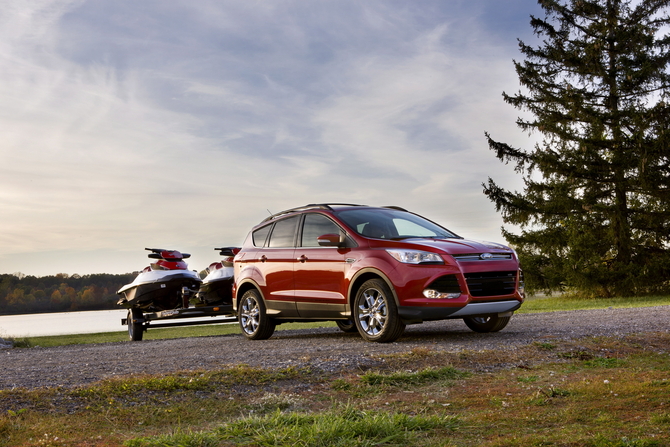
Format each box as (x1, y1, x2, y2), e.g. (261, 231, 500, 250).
(252, 224, 272, 247)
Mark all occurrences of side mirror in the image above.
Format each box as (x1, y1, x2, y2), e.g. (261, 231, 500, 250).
(317, 233, 342, 247)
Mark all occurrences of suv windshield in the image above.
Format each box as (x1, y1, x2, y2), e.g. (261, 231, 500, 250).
(335, 208, 459, 240)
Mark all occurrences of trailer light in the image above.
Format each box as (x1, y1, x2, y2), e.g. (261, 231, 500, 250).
(423, 289, 461, 299)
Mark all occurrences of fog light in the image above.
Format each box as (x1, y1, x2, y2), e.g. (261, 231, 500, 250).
(423, 289, 461, 299)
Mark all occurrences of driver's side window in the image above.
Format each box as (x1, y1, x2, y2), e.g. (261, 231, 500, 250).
(301, 214, 341, 247)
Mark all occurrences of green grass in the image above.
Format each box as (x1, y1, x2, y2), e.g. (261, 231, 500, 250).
(126, 405, 459, 447)
(360, 366, 469, 387)
(2, 333, 669, 446)
(518, 293, 670, 313)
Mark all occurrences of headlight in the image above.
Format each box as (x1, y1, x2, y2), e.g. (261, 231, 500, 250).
(386, 249, 443, 264)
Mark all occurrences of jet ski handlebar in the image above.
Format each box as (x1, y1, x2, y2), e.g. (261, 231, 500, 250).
(215, 247, 240, 256)
(144, 248, 191, 260)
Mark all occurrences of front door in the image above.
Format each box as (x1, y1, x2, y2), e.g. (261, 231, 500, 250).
(293, 213, 348, 318)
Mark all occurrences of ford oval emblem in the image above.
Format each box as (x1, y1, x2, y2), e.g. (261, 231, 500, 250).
(480, 253, 493, 260)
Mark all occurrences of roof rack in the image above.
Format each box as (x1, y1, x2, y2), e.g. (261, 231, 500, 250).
(262, 203, 365, 222)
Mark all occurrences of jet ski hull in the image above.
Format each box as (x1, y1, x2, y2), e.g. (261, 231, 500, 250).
(117, 271, 202, 311)
(195, 277, 234, 306)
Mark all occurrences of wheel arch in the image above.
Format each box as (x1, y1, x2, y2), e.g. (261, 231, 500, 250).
(347, 268, 399, 313)
(234, 280, 265, 310)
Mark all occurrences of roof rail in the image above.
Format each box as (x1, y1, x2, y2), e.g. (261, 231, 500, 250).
(383, 205, 408, 212)
(262, 203, 365, 222)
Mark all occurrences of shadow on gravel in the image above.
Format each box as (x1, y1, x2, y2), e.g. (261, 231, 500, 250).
(268, 320, 513, 344)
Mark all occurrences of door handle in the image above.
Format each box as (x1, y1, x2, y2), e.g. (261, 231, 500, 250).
(298, 254, 308, 263)
(260, 255, 267, 263)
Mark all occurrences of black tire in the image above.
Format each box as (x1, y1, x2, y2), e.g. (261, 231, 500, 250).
(353, 279, 405, 343)
(238, 289, 276, 340)
(335, 319, 357, 333)
(127, 309, 144, 341)
(463, 315, 511, 333)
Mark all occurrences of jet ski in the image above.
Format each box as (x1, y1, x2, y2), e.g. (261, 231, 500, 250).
(117, 248, 202, 311)
(192, 247, 238, 306)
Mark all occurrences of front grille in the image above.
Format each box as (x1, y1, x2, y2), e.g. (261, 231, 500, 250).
(427, 275, 461, 294)
(452, 253, 513, 261)
(464, 271, 517, 297)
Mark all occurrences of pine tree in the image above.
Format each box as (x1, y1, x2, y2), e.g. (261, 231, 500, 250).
(485, 0, 670, 297)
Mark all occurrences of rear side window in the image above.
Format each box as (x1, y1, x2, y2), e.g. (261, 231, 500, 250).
(268, 216, 299, 248)
(252, 224, 272, 247)
(301, 214, 341, 247)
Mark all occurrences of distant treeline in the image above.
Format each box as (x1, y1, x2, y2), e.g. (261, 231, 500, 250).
(0, 272, 136, 315)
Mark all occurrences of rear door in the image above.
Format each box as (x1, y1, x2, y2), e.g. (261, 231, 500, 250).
(258, 215, 300, 317)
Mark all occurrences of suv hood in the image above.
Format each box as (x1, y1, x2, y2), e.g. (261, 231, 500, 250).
(401, 238, 513, 255)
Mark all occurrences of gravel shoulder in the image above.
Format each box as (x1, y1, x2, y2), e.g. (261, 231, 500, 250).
(1, 306, 668, 390)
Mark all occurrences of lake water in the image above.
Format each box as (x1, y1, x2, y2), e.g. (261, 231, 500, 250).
(0, 309, 130, 337)
(0, 309, 237, 338)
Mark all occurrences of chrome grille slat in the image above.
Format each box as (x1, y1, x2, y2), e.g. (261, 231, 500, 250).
(452, 253, 513, 261)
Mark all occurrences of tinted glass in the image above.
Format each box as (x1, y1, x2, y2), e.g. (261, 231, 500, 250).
(301, 214, 341, 247)
(335, 209, 457, 239)
(268, 216, 299, 248)
(252, 224, 272, 247)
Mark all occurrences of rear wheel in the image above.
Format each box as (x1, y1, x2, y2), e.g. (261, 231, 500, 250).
(127, 309, 144, 341)
(463, 315, 511, 333)
(239, 289, 276, 340)
(335, 319, 357, 333)
(354, 279, 405, 343)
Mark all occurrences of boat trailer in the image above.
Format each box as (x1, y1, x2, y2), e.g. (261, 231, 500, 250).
(122, 304, 236, 341)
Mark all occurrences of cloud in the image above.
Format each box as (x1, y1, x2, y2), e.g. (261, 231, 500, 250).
(0, 0, 540, 275)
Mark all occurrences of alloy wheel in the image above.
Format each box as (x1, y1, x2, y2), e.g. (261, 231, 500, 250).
(240, 296, 260, 335)
(357, 287, 388, 336)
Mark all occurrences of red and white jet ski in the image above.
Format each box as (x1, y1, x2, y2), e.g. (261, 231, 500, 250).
(193, 247, 238, 306)
(117, 248, 202, 312)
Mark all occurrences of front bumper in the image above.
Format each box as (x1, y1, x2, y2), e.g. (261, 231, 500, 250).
(398, 299, 522, 323)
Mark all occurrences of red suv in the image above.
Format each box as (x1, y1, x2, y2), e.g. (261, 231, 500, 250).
(233, 204, 524, 343)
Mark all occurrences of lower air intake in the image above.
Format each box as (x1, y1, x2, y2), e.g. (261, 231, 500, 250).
(464, 271, 517, 297)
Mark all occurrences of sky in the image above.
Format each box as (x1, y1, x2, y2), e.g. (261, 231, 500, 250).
(0, 0, 544, 277)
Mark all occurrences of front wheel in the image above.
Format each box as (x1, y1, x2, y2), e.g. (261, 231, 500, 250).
(354, 279, 405, 343)
(238, 289, 276, 340)
(463, 314, 511, 333)
(127, 309, 144, 341)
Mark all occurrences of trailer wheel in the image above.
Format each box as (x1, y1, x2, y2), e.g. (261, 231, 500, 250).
(128, 309, 144, 341)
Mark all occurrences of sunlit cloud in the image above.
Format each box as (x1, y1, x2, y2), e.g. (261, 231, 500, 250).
(0, 0, 542, 275)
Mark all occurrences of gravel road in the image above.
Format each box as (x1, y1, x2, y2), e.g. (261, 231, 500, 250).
(1, 306, 668, 390)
